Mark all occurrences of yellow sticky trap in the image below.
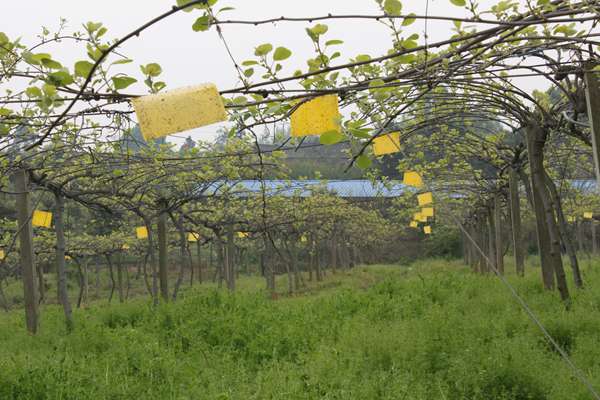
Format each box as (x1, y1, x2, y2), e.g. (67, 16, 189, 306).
(422, 207, 434, 217)
(403, 171, 423, 188)
(136, 226, 148, 239)
(122, 244, 130, 250)
(414, 212, 428, 222)
(424, 226, 432, 235)
(300, 235, 308, 243)
(373, 132, 401, 156)
(290, 95, 341, 137)
(417, 192, 433, 206)
(132, 84, 227, 141)
(567, 216, 575, 223)
(409, 221, 418, 228)
(237, 232, 249, 238)
(65, 255, 72, 261)
(32, 210, 52, 228)
(0, 250, 4, 260)
(188, 233, 199, 242)
(584, 212, 594, 219)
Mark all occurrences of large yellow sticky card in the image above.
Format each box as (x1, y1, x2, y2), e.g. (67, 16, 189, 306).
(417, 192, 433, 206)
(32, 210, 52, 228)
(136, 226, 148, 239)
(403, 171, 423, 188)
(584, 212, 594, 219)
(373, 132, 400, 156)
(422, 207, 434, 217)
(424, 226, 432, 234)
(290, 95, 341, 137)
(409, 221, 418, 228)
(132, 84, 227, 141)
(188, 232, 200, 242)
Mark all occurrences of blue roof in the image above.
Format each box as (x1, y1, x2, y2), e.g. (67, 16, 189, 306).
(203, 180, 406, 198)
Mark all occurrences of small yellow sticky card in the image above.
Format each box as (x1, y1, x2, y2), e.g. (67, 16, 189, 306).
(122, 244, 130, 250)
(290, 95, 341, 137)
(65, 255, 72, 261)
(373, 132, 401, 156)
(188, 233, 199, 242)
(237, 232, 249, 238)
(403, 171, 423, 188)
(0, 250, 5, 260)
(424, 226, 432, 234)
(417, 192, 433, 206)
(136, 226, 148, 239)
(32, 210, 52, 228)
(584, 212, 593, 219)
(300, 235, 308, 243)
(422, 207, 434, 217)
(132, 83, 227, 141)
(409, 221, 418, 228)
(567, 216, 576, 222)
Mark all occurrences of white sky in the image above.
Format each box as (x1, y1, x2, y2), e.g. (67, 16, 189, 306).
(3, 0, 542, 143)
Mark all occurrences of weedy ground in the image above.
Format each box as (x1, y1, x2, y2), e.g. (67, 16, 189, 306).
(1, 257, 600, 399)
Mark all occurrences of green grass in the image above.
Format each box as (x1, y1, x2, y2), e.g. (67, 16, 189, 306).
(1, 259, 600, 399)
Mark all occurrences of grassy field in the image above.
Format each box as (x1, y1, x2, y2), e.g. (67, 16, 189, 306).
(1, 258, 600, 399)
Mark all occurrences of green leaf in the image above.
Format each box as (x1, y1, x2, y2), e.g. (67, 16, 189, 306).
(85, 21, 103, 33)
(192, 15, 212, 31)
(384, 0, 402, 15)
(25, 87, 42, 98)
(320, 130, 344, 145)
(273, 47, 292, 61)
(450, 0, 466, 6)
(112, 58, 133, 65)
(402, 13, 416, 26)
(74, 61, 94, 78)
(356, 155, 372, 169)
(254, 43, 273, 57)
(112, 76, 137, 90)
(153, 82, 167, 92)
(325, 39, 344, 46)
(177, 0, 217, 12)
(42, 84, 57, 97)
(47, 70, 74, 86)
(141, 63, 162, 77)
(41, 58, 63, 69)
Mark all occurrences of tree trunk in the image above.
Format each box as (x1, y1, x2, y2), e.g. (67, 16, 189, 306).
(106, 254, 116, 303)
(577, 221, 585, 254)
(544, 172, 583, 289)
(54, 192, 74, 330)
(487, 204, 497, 273)
(145, 219, 159, 306)
(14, 169, 38, 334)
(494, 194, 504, 275)
(172, 216, 190, 301)
(116, 252, 124, 303)
(593, 221, 598, 255)
(226, 224, 235, 291)
(158, 211, 169, 302)
(509, 168, 525, 276)
(526, 123, 569, 301)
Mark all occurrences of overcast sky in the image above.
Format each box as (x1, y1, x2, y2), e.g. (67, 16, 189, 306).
(3, 0, 538, 143)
